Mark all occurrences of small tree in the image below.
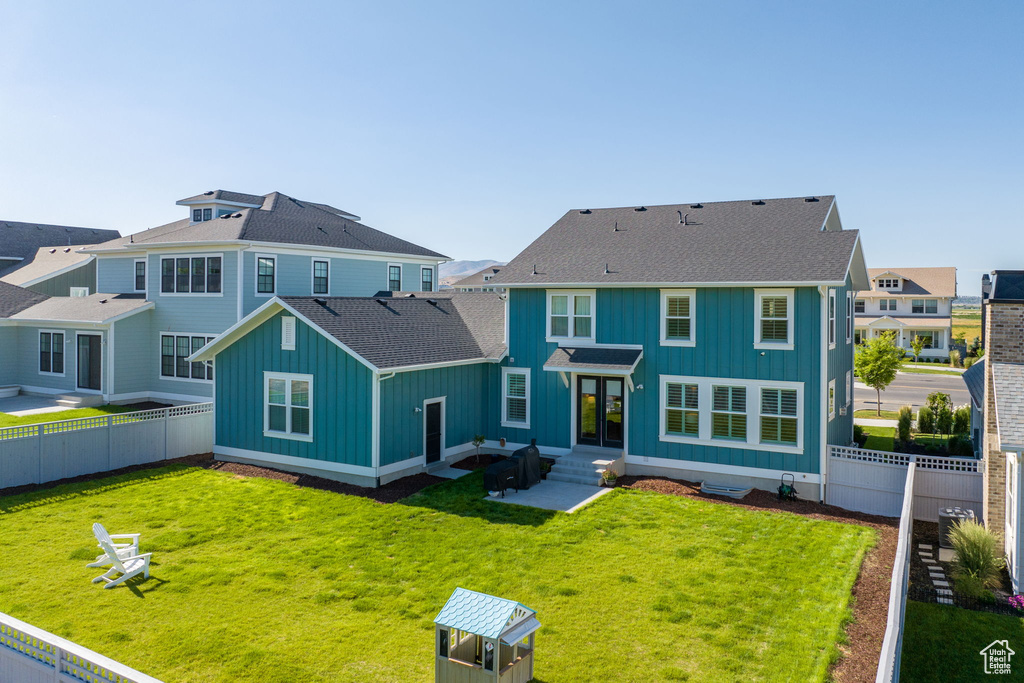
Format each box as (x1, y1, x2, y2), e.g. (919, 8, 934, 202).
(897, 405, 913, 443)
(854, 332, 905, 416)
(969, 336, 981, 357)
(936, 406, 953, 437)
(953, 330, 967, 348)
(953, 406, 971, 436)
(927, 391, 952, 415)
(917, 406, 935, 435)
(910, 335, 925, 363)
(472, 434, 486, 464)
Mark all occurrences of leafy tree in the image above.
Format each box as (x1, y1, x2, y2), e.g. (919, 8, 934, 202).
(854, 332, 905, 417)
(969, 336, 981, 357)
(936, 406, 953, 437)
(910, 335, 925, 362)
(917, 406, 935, 434)
(953, 330, 967, 348)
(953, 406, 971, 436)
(897, 406, 913, 442)
(927, 391, 952, 415)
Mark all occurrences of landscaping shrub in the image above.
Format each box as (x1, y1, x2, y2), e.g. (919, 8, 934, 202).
(964, 356, 976, 369)
(917, 405, 935, 434)
(950, 519, 1005, 598)
(853, 424, 866, 447)
(897, 405, 913, 442)
(949, 349, 961, 368)
(936, 406, 953, 436)
(948, 434, 975, 457)
(953, 406, 970, 435)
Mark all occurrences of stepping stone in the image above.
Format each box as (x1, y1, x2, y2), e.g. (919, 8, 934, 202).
(937, 589, 953, 596)
(938, 597, 953, 604)
(919, 551, 933, 557)
(922, 558, 936, 564)
(933, 580, 950, 587)
(919, 544, 933, 550)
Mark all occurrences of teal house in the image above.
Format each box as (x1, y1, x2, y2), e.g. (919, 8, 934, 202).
(195, 195, 868, 500)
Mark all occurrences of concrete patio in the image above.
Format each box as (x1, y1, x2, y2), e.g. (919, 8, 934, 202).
(486, 479, 613, 513)
(0, 395, 69, 417)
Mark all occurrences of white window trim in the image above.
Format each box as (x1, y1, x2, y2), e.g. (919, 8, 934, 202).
(846, 370, 852, 407)
(659, 374, 804, 455)
(501, 367, 531, 429)
(310, 257, 330, 296)
(845, 292, 853, 343)
(73, 330, 105, 394)
(159, 332, 216, 383)
(69, 286, 90, 297)
(255, 254, 277, 297)
(158, 253, 226, 298)
(263, 371, 314, 442)
(545, 289, 596, 344)
(38, 329, 67, 377)
(387, 262, 403, 292)
(659, 288, 696, 347)
(134, 258, 147, 295)
(281, 316, 296, 351)
(828, 288, 837, 350)
(753, 288, 795, 351)
(828, 379, 836, 421)
(420, 265, 434, 292)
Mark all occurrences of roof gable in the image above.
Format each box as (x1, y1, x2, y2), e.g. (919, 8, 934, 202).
(434, 588, 535, 639)
(866, 267, 957, 297)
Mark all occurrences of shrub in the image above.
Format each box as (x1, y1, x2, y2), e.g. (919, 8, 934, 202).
(917, 405, 935, 434)
(853, 424, 865, 446)
(936, 406, 953, 435)
(949, 349, 961, 368)
(950, 519, 1005, 598)
(948, 434, 975, 457)
(964, 356, 976, 369)
(897, 406, 913, 442)
(953, 406, 971, 435)
(978, 347, 986, 358)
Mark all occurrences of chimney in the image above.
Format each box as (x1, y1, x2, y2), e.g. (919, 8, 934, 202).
(981, 273, 992, 348)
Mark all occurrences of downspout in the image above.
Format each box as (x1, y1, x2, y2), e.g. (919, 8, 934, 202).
(819, 285, 829, 503)
(372, 372, 395, 487)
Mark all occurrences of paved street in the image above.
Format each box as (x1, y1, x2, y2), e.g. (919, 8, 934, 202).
(855, 371, 970, 414)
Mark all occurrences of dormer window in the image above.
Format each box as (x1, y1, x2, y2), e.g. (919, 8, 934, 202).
(203, 208, 212, 221)
(193, 209, 202, 222)
(876, 277, 901, 290)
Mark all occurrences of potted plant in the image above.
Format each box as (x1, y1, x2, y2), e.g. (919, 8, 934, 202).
(601, 468, 618, 487)
(472, 434, 486, 465)
(540, 460, 552, 480)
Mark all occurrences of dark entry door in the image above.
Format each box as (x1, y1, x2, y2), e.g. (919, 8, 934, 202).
(577, 376, 624, 449)
(77, 334, 102, 391)
(425, 401, 442, 463)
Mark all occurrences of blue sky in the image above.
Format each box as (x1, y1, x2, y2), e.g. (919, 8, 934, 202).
(1, 1, 1020, 295)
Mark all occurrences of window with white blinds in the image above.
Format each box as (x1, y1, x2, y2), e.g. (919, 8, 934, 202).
(501, 368, 530, 428)
(760, 388, 798, 445)
(754, 289, 794, 350)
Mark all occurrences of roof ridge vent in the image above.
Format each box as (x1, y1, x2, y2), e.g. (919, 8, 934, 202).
(375, 298, 389, 307)
(579, 209, 591, 214)
(751, 200, 765, 206)
(804, 196, 819, 202)
(689, 203, 703, 209)
(634, 206, 646, 212)
(427, 299, 438, 306)
(313, 297, 327, 306)
(49, 248, 56, 253)
(63, 247, 71, 252)
(203, 190, 214, 196)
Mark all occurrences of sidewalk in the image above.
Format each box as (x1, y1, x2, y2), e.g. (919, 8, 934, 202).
(855, 418, 899, 428)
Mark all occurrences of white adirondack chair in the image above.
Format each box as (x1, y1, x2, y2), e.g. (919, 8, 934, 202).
(91, 539, 152, 589)
(86, 523, 141, 568)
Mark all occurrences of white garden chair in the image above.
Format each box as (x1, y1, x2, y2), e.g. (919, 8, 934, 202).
(86, 523, 141, 568)
(91, 539, 152, 589)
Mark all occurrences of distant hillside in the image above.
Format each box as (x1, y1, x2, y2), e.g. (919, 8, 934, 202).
(954, 296, 981, 306)
(439, 259, 505, 287)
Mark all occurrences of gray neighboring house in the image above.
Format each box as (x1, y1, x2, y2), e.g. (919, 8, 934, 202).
(0, 221, 121, 293)
(453, 266, 505, 293)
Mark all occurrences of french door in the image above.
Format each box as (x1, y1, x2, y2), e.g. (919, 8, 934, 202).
(576, 376, 624, 449)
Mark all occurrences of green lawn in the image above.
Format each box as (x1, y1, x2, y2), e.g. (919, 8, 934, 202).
(901, 601, 1024, 682)
(861, 425, 896, 452)
(855, 409, 904, 420)
(0, 465, 876, 682)
(0, 404, 133, 428)
(899, 363, 963, 375)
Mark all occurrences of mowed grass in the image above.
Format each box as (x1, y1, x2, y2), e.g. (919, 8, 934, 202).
(0, 404, 133, 428)
(901, 601, 1024, 682)
(860, 425, 896, 452)
(0, 466, 875, 682)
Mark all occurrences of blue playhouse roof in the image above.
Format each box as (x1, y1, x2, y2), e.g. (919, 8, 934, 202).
(434, 588, 535, 640)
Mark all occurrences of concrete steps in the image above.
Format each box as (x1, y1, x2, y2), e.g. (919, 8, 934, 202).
(55, 393, 105, 408)
(548, 446, 623, 487)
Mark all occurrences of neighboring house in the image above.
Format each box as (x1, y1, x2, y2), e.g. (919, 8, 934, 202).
(978, 270, 1024, 592)
(963, 358, 985, 456)
(195, 195, 868, 500)
(853, 267, 957, 357)
(0, 220, 120, 273)
(453, 266, 505, 293)
(0, 245, 101, 296)
(0, 190, 449, 405)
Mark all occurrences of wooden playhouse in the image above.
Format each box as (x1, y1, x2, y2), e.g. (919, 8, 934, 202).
(434, 588, 540, 683)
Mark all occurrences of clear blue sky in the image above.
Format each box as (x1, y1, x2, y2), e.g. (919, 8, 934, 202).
(1, 1, 1020, 295)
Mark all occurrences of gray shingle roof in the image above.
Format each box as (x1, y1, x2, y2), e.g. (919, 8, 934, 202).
(453, 267, 503, 287)
(0, 221, 120, 261)
(992, 362, 1024, 449)
(963, 359, 985, 408)
(9, 293, 151, 324)
(544, 346, 643, 372)
(492, 196, 859, 286)
(0, 245, 94, 285)
(93, 192, 446, 259)
(281, 291, 505, 369)
(0, 281, 48, 318)
(176, 190, 267, 206)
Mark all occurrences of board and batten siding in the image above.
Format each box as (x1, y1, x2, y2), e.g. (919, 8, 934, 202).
(499, 286, 827, 474)
(826, 275, 856, 448)
(214, 311, 374, 468)
(378, 363, 496, 466)
(26, 260, 97, 297)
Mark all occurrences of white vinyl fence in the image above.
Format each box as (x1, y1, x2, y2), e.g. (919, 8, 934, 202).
(827, 445, 983, 521)
(0, 403, 213, 490)
(875, 461, 915, 683)
(0, 611, 162, 682)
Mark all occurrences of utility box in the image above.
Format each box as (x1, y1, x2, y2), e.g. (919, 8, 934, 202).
(434, 588, 540, 683)
(938, 506, 976, 548)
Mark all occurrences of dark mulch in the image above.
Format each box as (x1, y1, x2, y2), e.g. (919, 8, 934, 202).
(450, 453, 506, 470)
(119, 401, 172, 411)
(618, 475, 898, 683)
(206, 460, 445, 504)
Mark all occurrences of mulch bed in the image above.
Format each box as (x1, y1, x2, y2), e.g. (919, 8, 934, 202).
(450, 453, 506, 470)
(618, 475, 898, 683)
(118, 401, 172, 411)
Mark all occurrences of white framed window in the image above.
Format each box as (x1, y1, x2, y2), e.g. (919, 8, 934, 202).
(501, 367, 530, 429)
(660, 289, 695, 347)
(421, 266, 434, 292)
(854, 298, 865, 313)
(754, 288, 794, 351)
(159, 254, 223, 295)
(160, 333, 215, 381)
(879, 298, 897, 311)
(828, 379, 836, 421)
(311, 259, 329, 295)
(281, 316, 296, 351)
(264, 372, 313, 441)
(760, 387, 798, 446)
(845, 292, 853, 343)
(387, 263, 403, 292)
(912, 299, 938, 314)
(546, 290, 595, 343)
(134, 259, 146, 293)
(877, 278, 900, 289)
(256, 255, 276, 295)
(659, 375, 804, 454)
(846, 370, 853, 407)
(828, 289, 837, 349)
(70, 286, 90, 297)
(39, 330, 65, 376)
